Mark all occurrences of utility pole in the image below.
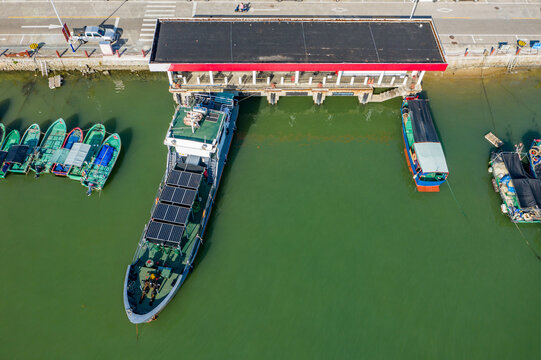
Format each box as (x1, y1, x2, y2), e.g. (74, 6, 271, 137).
(409, 0, 419, 20)
(50, 0, 74, 50)
(49, 0, 63, 27)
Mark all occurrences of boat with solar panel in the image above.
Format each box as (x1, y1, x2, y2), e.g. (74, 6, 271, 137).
(0, 129, 21, 178)
(67, 124, 106, 180)
(123, 92, 238, 324)
(9, 123, 41, 174)
(51, 127, 83, 176)
(30, 118, 67, 176)
(81, 133, 121, 195)
(401, 96, 449, 192)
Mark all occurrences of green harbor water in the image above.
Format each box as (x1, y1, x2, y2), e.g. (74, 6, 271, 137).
(1, 71, 541, 359)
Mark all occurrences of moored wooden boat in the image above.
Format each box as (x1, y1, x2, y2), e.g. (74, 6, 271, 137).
(9, 123, 41, 174)
(401, 96, 449, 192)
(489, 151, 541, 223)
(30, 119, 66, 176)
(81, 133, 121, 194)
(67, 124, 106, 180)
(51, 127, 83, 176)
(0, 129, 21, 178)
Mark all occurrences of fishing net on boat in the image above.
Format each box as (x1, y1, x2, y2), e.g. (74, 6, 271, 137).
(65, 143, 91, 167)
(49, 148, 70, 165)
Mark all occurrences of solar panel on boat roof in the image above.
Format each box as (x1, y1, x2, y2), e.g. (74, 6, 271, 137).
(146, 221, 161, 239)
(170, 187, 186, 204)
(160, 185, 175, 202)
(179, 172, 190, 187)
(167, 170, 181, 186)
(188, 173, 202, 189)
(146, 220, 185, 245)
(159, 185, 196, 207)
(166, 169, 202, 190)
(182, 189, 196, 206)
(153, 203, 168, 220)
(151, 202, 190, 225)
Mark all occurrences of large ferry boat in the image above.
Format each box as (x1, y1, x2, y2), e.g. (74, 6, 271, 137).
(401, 96, 449, 192)
(123, 93, 238, 323)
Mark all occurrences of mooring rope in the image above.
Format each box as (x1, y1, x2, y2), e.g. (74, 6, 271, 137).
(480, 59, 497, 131)
(512, 221, 541, 261)
(446, 180, 468, 220)
(237, 94, 256, 103)
(4, 126, 115, 136)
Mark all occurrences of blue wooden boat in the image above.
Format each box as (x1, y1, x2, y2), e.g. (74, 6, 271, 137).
(401, 96, 449, 192)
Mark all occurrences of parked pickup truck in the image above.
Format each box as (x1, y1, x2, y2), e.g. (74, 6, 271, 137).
(71, 26, 118, 43)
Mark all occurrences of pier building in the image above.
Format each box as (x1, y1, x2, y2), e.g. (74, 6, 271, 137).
(149, 18, 447, 104)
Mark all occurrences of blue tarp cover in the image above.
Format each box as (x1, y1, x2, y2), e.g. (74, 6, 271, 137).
(94, 145, 113, 166)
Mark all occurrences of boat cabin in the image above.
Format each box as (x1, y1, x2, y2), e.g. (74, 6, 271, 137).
(164, 94, 234, 158)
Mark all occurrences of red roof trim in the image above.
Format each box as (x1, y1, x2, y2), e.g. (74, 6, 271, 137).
(167, 63, 448, 72)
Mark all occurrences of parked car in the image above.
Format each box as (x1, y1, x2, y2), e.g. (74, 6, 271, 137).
(71, 26, 118, 43)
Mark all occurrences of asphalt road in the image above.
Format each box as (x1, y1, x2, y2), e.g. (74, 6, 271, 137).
(0, 0, 540, 52)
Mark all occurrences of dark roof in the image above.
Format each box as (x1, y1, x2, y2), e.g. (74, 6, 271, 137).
(501, 152, 541, 208)
(409, 99, 439, 143)
(5, 145, 29, 164)
(502, 153, 530, 179)
(150, 18, 446, 69)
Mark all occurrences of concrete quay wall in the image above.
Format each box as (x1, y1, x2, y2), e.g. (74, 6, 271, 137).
(1, 54, 540, 73)
(0, 55, 149, 72)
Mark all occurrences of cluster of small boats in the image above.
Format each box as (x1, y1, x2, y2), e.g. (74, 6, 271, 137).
(398, 95, 541, 224)
(0, 119, 121, 194)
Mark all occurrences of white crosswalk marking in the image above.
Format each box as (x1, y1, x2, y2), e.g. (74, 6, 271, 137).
(139, 1, 176, 43)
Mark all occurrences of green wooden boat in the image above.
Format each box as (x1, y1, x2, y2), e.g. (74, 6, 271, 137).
(81, 133, 121, 194)
(0, 123, 5, 146)
(30, 118, 66, 176)
(9, 124, 41, 174)
(67, 123, 106, 180)
(0, 129, 21, 178)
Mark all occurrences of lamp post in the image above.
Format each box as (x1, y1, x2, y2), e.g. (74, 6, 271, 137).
(50, 0, 74, 51)
(409, 0, 419, 20)
(49, 0, 63, 28)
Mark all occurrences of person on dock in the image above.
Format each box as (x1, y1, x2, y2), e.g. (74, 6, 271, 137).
(235, 2, 250, 12)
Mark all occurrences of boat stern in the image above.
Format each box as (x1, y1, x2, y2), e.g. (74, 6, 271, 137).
(416, 183, 441, 192)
